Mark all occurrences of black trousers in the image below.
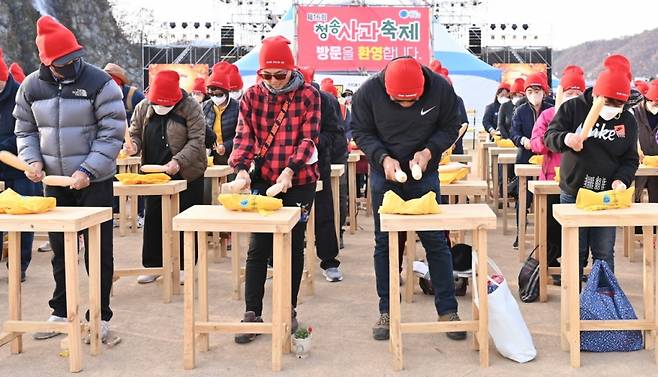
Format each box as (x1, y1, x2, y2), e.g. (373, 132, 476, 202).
(245, 182, 316, 316)
(46, 179, 114, 321)
(142, 176, 203, 269)
(315, 155, 340, 269)
(546, 194, 562, 267)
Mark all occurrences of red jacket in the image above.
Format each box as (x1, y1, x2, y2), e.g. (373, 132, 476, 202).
(230, 82, 320, 186)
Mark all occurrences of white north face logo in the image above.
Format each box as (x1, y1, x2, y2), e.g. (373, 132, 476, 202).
(72, 88, 88, 97)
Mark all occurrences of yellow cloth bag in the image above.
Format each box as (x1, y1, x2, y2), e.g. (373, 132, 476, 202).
(493, 135, 515, 148)
(0, 188, 56, 215)
(115, 173, 171, 184)
(642, 155, 658, 167)
(439, 149, 452, 165)
(378, 191, 441, 215)
(207, 156, 214, 167)
(439, 168, 469, 184)
(575, 187, 635, 211)
(117, 150, 128, 159)
(554, 167, 560, 182)
(218, 194, 283, 213)
(529, 155, 543, 165)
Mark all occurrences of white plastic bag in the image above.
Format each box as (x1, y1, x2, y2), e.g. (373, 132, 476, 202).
(473, 252, 537, 363)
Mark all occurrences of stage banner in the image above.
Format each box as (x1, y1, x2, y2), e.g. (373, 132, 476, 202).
(494, 63, 547, 87)
(147, 64, 209, 92)
(297, 6, 431, 72)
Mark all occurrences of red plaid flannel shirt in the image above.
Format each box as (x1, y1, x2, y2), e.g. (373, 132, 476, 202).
(229, 82, 320, 186)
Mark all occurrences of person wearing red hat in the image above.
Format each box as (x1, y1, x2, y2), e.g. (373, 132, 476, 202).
(203, 63, 238, 167)
(546, 55, 639, 278)
(350, 56, 465, 341)
(229, 35, 320, 344)
(633, 80, 658, 212)
(212, 61, 244, 102)
(634, 80, 649, 97)
(483, 83, 511, 137)
(510, 72, 553, 249)
(125, 70, 207, 286)
(497, 77, 526, 140)
(8, 62, 26, 84)
(14, 16, 126, 343)
(191, 77, 207, 104)
(0, 48, 41, 283)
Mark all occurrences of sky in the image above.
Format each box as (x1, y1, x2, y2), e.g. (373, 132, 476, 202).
(115, 0, 657, 49)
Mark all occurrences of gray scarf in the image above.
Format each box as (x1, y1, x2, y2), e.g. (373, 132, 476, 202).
(263, 70, 304, 95)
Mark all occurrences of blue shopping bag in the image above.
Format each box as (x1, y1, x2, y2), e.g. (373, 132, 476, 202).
(580, 259, 643, 352)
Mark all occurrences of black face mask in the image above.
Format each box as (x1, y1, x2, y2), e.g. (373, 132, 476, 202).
(51, 59, 82, 81)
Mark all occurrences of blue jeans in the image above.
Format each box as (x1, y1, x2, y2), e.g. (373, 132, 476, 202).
(2, 178, 42, 273)
(560, 192, 616, 278)
(371, 168, 457, 315)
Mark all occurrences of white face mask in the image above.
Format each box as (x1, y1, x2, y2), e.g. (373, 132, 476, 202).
(229, 90, 242, 101)
(599, 105, 623, 121)
(153, 105, 173, 115)
(646, 101, 658, 115)
(511, 96, 522, 105)
(498, 96, 510, 104)
(211, 94, 227, 106)
(527, 93, 544, 106)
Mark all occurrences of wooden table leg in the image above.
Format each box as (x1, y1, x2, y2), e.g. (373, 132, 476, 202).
(564, 227, 580, 367)
(183, 231, 196, 369)
(271, 232, 290, 371)
(475, 229, 489, 367)
(172, 193, 181, 296)
(492, 155, 499, 214)
(196, 231, 209, 352)
(332, 176, 340, 243)
(643, 226, 655, 350)
(161, 194, 173, 303)
(119, 194, 127, 237)
(348, 161, 357, 234)
(538, 194, 549, 303)
(303, 203, 316, 297)
(219, 176, 228, 259)
(232, 232, 242, 300)
(7, 232, 22, 354)
(388, 232, 403, 371)
(88, 224, 102, 356)
(518, 176, 528, 262)
(502, 162, 509, 234)
(64, 232, 82, 372)
(404, 231, 415, 303)
(625, 227, 636, 262)
(130, 195, 138, 233)
(560, 227, 572, 352)
(484, 149, 491, 200)
(211, 177, 221, 262)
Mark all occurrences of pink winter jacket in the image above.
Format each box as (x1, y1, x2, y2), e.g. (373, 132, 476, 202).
(530, 107, 560, 181)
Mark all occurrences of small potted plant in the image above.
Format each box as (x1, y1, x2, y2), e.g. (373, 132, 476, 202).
(292, 325, 313, 358)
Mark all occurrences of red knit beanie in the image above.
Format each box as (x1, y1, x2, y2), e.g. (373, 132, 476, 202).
(498, 82, 511, 91)
(635, 80, 650, 96)
(226, 64, 243, 90)
(259, 36, 294, 71)
(192, 77, 206, 93)
(298, 66, 315, 84)
(511, 78, 525, 94)
(524, 72, 548, 92)
(645, 80, 658, 102)
(9, 63, 25, 83)
(560, 65, 585, 92)
(320, 80, 338, 97)
(0, 48, 8, 82)
(148, 70, 182, 106)
(593, 55, 632, 101)
(35, 16, 83, 66)
(207, 63, 230, 90)
(429, 60, 442, 74)
(385, 58, 425, 99)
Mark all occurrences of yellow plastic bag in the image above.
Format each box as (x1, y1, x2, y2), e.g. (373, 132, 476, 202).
(115, 173, 171, 185)
(439, 168, 469, 184)
(493, 135, 515, 148)
(378, 191, 441, 215)
(575, 187, 634, 211)
(439, 149, 452, 165)
(0, 188, 56, 215)
(207, 156, 214, 167)
(117, 150, 128, 159)
(529, 155, 543, 165)
(554, 167, 560, 182)
(643, 155, 658, 167)
(218, 194, 283, 214)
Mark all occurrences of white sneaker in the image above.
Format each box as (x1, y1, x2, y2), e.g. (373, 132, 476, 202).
(37, 241, 52, 252)
(33, 315, 66, 340)
(137, 215, 145, 229)
(137, 275, 158, 284)
(113, 218, 119, 228)
(179, 271, 185, 285)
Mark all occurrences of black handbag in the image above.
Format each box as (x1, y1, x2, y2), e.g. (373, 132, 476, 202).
(518, 246, 540, 303)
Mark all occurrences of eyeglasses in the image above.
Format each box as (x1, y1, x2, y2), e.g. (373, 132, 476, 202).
(259, 71, 288, 81)
(207, 87, 227, 95)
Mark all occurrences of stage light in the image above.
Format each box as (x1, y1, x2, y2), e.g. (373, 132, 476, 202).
(500, 24, 506, 30)
(512, 24, 517, 30)
(490, 24, 496, 30)
(205, 22, 212, 29)
(169, 22, 176, 28)
(194, 22, 200, 29)
(522, 24, 529, 30)
(182, 22, 188, 29)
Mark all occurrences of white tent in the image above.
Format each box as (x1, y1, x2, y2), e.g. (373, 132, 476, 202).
(235, 5, 501, 126)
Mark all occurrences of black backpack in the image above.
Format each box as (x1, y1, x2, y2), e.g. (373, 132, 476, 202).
(518, 246, 540, 303)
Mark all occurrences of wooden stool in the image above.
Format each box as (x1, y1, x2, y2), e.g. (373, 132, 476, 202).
(115, 156, 142, 235)
(498, 153, 517, 235)
(514, 164, 541, 262)
(380, 204, 496, 371)
(112, 180, 187, 303)
(330, 164, 345, 242)
(554, 203, 658, 367)
(347, 153, 360, 234)
(488, 146, 515, 211)
(204, 165, 233, 262)
(174, 205, 300, 372)
(0, 207, 111, 373)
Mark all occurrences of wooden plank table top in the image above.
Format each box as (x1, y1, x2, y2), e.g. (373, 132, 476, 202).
(204, 165, 233, 178)
(450, 154, 473, 163)
(116, 156, 141, 166)
(0, 207, 111, 232)
(113, 180, 187, 196)
(636, 165, 658, 176)
(174, 205, 300, 233)
(380, 204, 496, 232)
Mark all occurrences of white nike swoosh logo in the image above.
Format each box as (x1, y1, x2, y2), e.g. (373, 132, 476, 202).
(420, 106, 436, 116)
